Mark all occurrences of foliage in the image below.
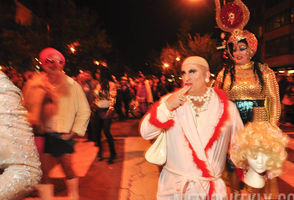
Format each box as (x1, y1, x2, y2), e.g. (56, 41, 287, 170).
(178, 33, 222, 75)
(0, 0, 112, 76)
(159, 33, 223, 76)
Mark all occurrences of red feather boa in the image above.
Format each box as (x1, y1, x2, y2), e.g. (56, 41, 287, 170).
(184, 88, 229, 199)
(148, 89, 230, 199)
(205, 89, 229, 153)
(148, 101, 175, 129)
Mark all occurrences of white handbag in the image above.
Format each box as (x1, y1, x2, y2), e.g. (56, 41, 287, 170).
(145, 131, 167, 165)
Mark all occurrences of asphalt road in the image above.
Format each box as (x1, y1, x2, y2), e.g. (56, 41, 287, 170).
(24, 118, 294, 199)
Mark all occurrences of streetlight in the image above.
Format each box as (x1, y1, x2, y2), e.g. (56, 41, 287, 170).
(67, 41, 80, 54)
(163, 63, 169, 68)
(70, 47, 76, 54)
(93, 60, 100, 65)
(100, 61, 107, 67)
(175, 57, 181, 62)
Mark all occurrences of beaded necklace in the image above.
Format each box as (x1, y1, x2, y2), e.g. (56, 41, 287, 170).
(186, 88, 212, 116)
(187, 87, 211, 102)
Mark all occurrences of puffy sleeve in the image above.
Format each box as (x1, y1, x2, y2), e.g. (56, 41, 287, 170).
(0, 73, 42, 200)
(140, 94, 174, 140)
(229, 101, 244, 145)
(262, 64, 281, 126)
(71, 81, 91, 136)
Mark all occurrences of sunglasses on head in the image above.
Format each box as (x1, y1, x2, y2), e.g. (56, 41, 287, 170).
(45, 58, 64, 65)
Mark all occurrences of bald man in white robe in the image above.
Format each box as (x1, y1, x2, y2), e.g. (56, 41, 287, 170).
(140, 56, 243, 200)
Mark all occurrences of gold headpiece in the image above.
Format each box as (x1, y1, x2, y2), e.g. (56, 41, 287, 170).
(215, 0, 258, 55)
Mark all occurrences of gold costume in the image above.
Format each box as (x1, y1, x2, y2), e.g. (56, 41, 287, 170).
(215, 62, 281, 199)
(214, 1, 282, 198)
(241, 184, 277, 200)
(215, 62, 281, 126)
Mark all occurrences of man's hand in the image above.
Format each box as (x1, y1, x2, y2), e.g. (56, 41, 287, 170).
(165, 85, 191, 111)
(105, 107, 115, 119)
(60, 132, 75, 140)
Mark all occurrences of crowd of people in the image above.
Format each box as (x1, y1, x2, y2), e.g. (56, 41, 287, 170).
(5, 61, 294, 127)
(0, 47, 293, 199)
(0, 47, 186, 199)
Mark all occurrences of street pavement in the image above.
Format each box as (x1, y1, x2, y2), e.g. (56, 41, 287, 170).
(24, 119, 294, 200)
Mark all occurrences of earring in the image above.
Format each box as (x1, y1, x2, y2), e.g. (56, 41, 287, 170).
(249, 49, 254, 60)
(205, 78, 209, 83)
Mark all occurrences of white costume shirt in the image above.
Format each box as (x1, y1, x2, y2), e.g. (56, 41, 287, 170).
(0, 72, 42, 200)
(23, 73, 91, 136)
(140, 89, 243, 199)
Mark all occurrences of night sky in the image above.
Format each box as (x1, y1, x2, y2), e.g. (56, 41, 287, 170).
(74, 0, 218, 67)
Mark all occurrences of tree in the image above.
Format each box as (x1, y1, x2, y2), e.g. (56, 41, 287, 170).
(159, 33, 222, 76)
(160, 45, 181, 76)
(0, 0, 112, 76)
(178, 33, 222, 75)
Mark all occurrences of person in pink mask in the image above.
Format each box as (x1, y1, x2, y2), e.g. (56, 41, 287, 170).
(23, 47, 90, 200)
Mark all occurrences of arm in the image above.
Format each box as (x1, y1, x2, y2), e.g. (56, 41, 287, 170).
(140, 86, 190, 140)
(109, 81, 117, 108)
(145, 80, 154, 104)
(140, 98, 174, 140)
(0, 76, 42, 200)
(22, 78, 47, 131)
(70, 82, 91, 137)
(263, 65, 281, 126)
(229, 102, 244, 179)
(230, 102, 244, 144)
(25, 86, 47, 129)
(104, 81, 117, 118)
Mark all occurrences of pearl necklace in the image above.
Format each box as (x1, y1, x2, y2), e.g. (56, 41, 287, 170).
(187, 88, 211, 102)
(187, 88, 212, 116)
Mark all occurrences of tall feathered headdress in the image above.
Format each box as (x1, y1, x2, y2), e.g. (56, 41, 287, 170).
(215, 0, 258, 55)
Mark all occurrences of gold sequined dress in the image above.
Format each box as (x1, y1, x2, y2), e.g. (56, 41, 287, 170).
(241, 184, 265, 200)
(215, 62, 281, 125)
(215, 62, 281, 199)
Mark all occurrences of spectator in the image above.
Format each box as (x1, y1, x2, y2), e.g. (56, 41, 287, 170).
(91, 67, 117, 164)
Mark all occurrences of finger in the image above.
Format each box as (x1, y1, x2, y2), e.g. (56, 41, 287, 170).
(177, 85, 191, 95)
(182, 85, 191, 93)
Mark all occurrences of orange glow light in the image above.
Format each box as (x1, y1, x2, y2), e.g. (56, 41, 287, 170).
(163, 63, 169, 68)
(101, 61, 107, 67)
(70, 47, 76, 53)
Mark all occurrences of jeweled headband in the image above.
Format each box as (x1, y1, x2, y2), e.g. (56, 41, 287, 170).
(215, 0, 258, 55)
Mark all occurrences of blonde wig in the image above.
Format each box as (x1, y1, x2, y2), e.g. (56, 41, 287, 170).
(230, 121, 289, 178)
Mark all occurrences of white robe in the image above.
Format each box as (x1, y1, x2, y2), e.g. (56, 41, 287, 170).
(140, 89, 243, 200)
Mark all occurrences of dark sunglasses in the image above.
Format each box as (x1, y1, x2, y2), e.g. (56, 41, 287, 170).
(45, 58, 64, 65)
